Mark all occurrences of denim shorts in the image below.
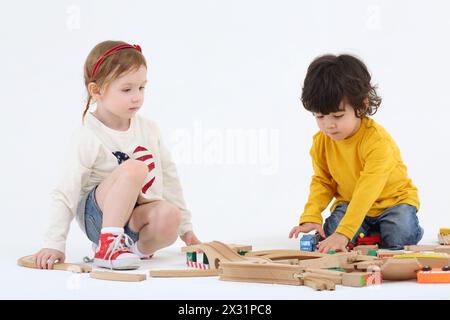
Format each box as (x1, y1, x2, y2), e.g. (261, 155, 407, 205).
(323, 202, 424, 250)
(78, 185, 140, 245)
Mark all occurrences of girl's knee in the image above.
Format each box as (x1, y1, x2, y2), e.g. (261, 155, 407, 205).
(119, 160, 148, 183)
(159, 202, 181, 221)
(169, 206, 181, 225)
(156, 204, 181, 236)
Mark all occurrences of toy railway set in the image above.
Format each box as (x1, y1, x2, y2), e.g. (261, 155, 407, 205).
(17, 228, 450, 290)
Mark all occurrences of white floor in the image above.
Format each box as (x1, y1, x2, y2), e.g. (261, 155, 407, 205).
(4, 235, 450, 300)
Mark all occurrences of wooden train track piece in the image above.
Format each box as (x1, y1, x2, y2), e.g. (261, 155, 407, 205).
(17, 255, 91, 273)
(293, 273, 336, 291)
(90, 271, 146, 282)
(305, 268, 346, 277)
(299, 272, 342, 285)
(404, 245, 440, 252)
(377, 249, 406, 259)
(393, 252, 450, 268)
(434, 246, 450, 254)
(348, 255, 379, 262)
(297, 256, 340, 269)
(217, 249, 379, 290)
(302, 277, 336, 291)
(219, 260, 343, 290)
(182, 243, 252, 254)
(297, 252, 357, 269)
(404, 245, 450, 254)
(353, 260, 385, 271)
(219, 261, 304, 286)
(220, 261, 342, 291)
(150, 269, 220, 277)
(246, 250, 326, 261)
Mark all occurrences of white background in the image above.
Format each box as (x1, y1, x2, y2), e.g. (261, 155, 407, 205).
(1, 0, 450, 299)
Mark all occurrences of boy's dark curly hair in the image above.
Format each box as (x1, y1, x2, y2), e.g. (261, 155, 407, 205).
(301, 54, 381, 117)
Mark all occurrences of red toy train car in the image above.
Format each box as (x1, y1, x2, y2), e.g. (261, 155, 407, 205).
(347, 233, 381, 250)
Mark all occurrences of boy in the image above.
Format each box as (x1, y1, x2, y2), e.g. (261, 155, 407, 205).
(288, 54, 423, 252)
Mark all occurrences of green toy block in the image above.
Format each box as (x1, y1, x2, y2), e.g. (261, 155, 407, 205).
(186, 252, 196, 262)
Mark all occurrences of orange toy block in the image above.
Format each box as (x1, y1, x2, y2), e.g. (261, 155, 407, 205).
(417, 268, 450, 284)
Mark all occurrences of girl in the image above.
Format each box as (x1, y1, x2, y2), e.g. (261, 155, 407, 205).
(34, 40, 201, 270)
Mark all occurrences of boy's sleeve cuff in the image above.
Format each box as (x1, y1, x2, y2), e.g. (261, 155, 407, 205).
(299, 215, 323, 226)
(335, 225, 356, 241)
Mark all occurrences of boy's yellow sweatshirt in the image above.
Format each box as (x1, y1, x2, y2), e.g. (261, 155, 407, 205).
(299, 117, 419, 240)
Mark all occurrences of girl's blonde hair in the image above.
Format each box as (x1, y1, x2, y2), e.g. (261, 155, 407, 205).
(82, 40, 147, 122)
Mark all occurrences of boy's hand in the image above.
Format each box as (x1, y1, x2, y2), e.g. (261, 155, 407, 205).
(33, 248, 65, 270)
(289, 223, 325, 239)
(317, 232, 349, 253)
(180, 231, 201, 246)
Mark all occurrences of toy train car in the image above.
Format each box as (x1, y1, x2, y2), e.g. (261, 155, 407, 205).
(347, 233, 381, 250)
(299, 233, 322, 251)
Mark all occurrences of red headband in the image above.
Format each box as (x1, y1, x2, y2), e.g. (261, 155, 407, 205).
(83, 43, 142, 122)
(90, 43, 142, 80)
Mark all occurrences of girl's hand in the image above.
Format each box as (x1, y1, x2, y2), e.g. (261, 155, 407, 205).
(33, 248, 65, 270)
(317, 232, 349, 253)
(289, 223, 325, 239)
(180, 231, 201, 246)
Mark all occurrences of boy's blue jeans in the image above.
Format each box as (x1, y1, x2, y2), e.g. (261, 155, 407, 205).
(323, 202, 424, 250)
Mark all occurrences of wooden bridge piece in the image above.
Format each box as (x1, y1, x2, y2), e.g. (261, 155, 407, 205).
(381, 258, 422, 280)
(438, 233, 450, 245)
(184, 241, 270, 270)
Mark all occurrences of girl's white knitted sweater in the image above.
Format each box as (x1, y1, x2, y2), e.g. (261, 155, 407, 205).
(43, 112, 193, 252)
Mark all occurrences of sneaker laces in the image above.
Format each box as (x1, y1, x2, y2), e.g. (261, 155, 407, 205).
(105, 233, 135, 270)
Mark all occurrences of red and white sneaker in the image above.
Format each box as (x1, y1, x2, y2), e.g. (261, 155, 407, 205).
(93, 233, 141, 270)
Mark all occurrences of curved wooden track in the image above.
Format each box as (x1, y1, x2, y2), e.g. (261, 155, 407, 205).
(17, 255, 91, 273)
